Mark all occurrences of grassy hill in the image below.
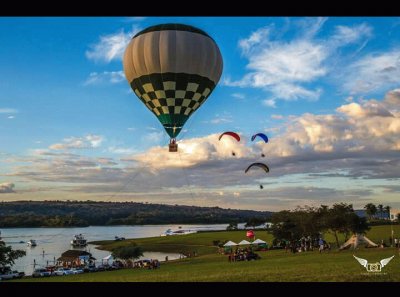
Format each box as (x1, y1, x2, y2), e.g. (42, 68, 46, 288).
(12, 225, 400, 282)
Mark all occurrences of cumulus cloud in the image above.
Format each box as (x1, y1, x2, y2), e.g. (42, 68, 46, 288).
(225, 19, 372, 103)
(5, 90, 400, 210)
(0, 182, 15, 193)
(49, 135, 104, 150)
(84, 71, 125, 85)
(86, 26, 140, 63)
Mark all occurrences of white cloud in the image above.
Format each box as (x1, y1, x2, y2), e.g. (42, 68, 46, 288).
(208, 112, 234, 124)
(0, 182, 15, 193)
(143, 132, 164, 143)
(232, 93, 245, 99)
(330, 23, 372, 46)
(86, 26, 140, 63)
(49, 134, 104, 150)
(225, 19, 372, 103)
(343, 49, 400, 94)
(271, 114, 284, 119)
(238, 26, 270, 55)
(210, 117, 233, 124)
(262, 99, 276, 108)
(0, 108, 18, 114)
(7, 116, 15, 119)
(108, 146, 138, 155)
(84, 71, 125, 86)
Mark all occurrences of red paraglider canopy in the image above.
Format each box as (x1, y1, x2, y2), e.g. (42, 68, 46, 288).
(246, 230, 255, 239)
(218, 131, 240, 142)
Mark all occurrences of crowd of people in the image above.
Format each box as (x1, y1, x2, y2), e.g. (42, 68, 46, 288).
(228, 247, 261, 262)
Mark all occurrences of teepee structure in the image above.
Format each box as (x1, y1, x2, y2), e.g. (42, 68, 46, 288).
(339, 234, 378, 250)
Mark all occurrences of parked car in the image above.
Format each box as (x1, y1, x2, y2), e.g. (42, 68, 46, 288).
(32, 268, 52, 277)
(13, 271, 25, 279)
(83, 265, 97, 273)
(54, 268, 74, 276)
(70, 267, 84, 274)
(0, 271, 18, 280)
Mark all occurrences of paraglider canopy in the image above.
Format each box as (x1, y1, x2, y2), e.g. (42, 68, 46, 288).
(218, 131, 240, 142)
(251, 133, 268, 143)
(245, 163, 270, 174)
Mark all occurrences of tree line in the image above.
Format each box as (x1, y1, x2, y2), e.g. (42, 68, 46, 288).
(0, 201, 272, 227)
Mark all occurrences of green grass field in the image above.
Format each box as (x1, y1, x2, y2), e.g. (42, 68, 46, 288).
(12, 225, 400, 282)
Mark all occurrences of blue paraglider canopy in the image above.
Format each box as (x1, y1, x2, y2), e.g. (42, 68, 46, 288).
(251, 133, 268, 143)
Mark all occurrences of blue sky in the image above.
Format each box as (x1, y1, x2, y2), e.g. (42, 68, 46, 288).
(0, 17, 399, 211)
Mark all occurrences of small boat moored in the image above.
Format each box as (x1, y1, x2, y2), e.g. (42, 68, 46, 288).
(27, 239, 37, 247)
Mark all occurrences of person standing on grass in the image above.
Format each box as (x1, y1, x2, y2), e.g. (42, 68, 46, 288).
(318, 238, 324, 253)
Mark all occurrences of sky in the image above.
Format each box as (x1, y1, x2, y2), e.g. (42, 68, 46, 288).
(0, 17, 399, 211)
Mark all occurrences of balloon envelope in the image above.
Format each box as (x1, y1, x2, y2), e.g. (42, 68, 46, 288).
(123, 23, 223, 139)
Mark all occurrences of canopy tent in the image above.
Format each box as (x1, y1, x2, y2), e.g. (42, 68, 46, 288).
(252, 239, 266, 244)
(223, 241, 238, 247)
(238, 240, 251, 245)
(340, 234, 378, 250)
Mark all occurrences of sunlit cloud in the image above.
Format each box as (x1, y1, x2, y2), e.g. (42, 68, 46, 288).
(0, 182, 15, 193)
(49, 134, 104, 150)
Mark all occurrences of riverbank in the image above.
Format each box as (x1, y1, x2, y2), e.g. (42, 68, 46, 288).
(11, 225, 400, 282)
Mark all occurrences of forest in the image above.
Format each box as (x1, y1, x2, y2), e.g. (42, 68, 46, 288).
(0, 201, 272, 227)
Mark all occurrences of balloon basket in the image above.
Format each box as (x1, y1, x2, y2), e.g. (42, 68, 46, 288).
(169, 142, 178, 152)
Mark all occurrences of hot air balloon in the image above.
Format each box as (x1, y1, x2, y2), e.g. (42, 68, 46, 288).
(245, 163, 269, 189)
(123, 24, 223, 152)
(246, 230, 255, 240)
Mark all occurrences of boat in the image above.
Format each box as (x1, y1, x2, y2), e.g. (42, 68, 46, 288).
(70, 234, 87, 247)
(160, 228, 197, 236)
(27, 239, 37, 247)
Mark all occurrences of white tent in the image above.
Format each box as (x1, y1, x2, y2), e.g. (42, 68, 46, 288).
(252, 239, 266, 244)
(340, 234, 378, 250)
(223, 241, 238, 247)
(102, 254, 114, 264)
(238, 240, 251, 245)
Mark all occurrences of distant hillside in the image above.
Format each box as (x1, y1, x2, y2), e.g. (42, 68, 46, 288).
(0, 201, 272, 227)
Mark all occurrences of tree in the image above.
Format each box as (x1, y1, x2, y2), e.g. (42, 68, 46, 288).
(364, 203, 377, 220)
(384, 205, 391, 220)
(0, 240, 26, 268)
(226, 222, 238, 231)
(245, 217, 266, 229)
(326, 203, 368, 247)
(377, 204, 384, 220)
(111, 244, 143, 263)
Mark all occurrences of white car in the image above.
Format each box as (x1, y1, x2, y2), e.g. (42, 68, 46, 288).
(70, 268, 84, 274)
(54, 268, 73, 276)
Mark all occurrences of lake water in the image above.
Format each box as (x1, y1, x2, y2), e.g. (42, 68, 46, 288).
(0, 224, 229, 275)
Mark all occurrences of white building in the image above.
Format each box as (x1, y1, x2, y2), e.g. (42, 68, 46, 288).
(389, 209, 400, 221)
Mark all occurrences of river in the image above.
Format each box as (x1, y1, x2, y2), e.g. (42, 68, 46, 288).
(0, 224, 229, 276)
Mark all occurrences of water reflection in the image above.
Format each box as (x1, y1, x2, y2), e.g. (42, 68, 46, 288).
(1, 224, 228, 275)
